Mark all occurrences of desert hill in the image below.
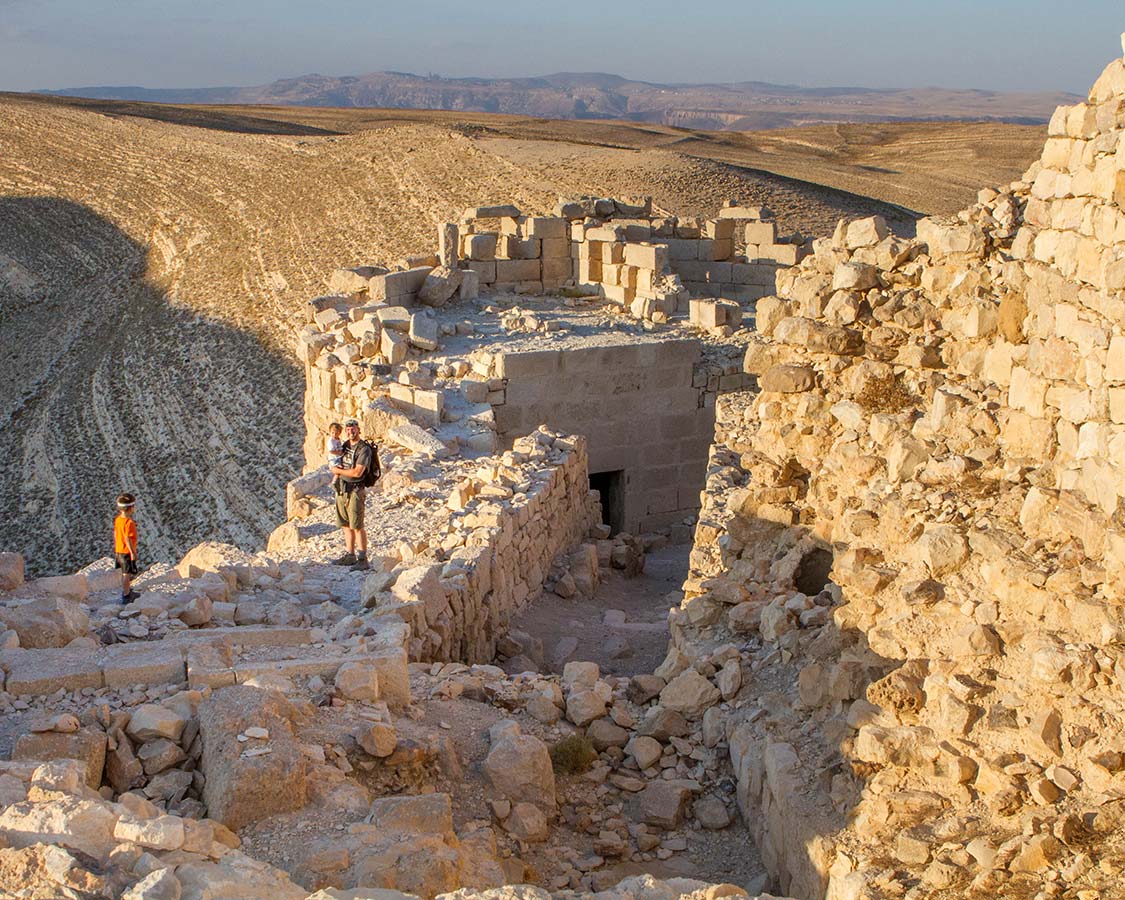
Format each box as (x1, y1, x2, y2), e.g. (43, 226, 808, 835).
(42, 70, 1078, 131)
(0, 93, 1046, 574)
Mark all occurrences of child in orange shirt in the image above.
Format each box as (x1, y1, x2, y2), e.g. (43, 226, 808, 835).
(114, 492, 139, 602)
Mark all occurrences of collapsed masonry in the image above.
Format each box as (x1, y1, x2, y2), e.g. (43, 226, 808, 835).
(675, 34, 1125, 900)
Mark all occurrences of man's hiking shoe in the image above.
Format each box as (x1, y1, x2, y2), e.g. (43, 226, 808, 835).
(121, 591, 138, 604)
(351, 557, 370, 572)
(332, 552, 357, 567)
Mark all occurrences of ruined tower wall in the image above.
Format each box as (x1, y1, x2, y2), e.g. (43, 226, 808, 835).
(675, 39, 1125, 900)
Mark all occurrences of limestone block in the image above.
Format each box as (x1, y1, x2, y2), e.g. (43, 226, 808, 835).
(760, 364, 816, 393)
(659, 669, 720, 718)
(773, 317, 864, 355)
(335, 660, 381, 702)
(12, 730, 107, 789)
(640, 782, 692, 828)
(127, 704, 188, 743)
(408, 313, 439, 351)
(0, 597, 90, 649)
(496, 258, 541, 282)
(418, 267, 462, 307)
(2, 648, 104, 695)
(845, 216, 889, 249)
(744, 221, 777, 245)
(198, 686, 309, 829)
(482, 734, 556, 813)
(438, 223, 459, 268)
(719, 204, 770, 219)
(386, 423, 448, 458)
(459, 268, 480, 300)
(328, 267, 378, 297)
(463, 205, 521, 219)
(832, 261, 879, 291)
(381, 329, 407, 365)
(624, 243, 669, 270)
(462, 234, 498, 261)
(102, 642, 187, 688)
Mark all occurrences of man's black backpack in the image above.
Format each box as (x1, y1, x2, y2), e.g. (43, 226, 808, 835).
(360, 440, 381, 487)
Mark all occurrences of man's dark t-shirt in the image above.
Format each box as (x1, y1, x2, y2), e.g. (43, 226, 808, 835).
(340, 439, 374, 490)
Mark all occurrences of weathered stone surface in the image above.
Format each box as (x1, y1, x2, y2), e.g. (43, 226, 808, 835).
(639, 782, 692, 828)
(126, 705, 188, 743)
(335, 660, 381, 702)
(482, 734, 556, 814)
(0, 597, 90, 649)
(0, 552, 24, 591)
(197, 686, 308, 829)
(658, 669, 720, 719)
(12, 729, 107, 789)
(760, 364, 816, 393)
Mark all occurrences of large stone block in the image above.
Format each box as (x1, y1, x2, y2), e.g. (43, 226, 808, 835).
(198, 686, 309, 829)
(0, 597, 90, 649)
(2, 648, 104, 695)
(12, 730, 107, 789)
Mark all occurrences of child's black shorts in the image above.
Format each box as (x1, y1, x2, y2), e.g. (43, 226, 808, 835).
(114, 553, 138, 575)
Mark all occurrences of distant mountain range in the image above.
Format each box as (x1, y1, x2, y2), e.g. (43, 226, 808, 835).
(40, 71, 1078, 131)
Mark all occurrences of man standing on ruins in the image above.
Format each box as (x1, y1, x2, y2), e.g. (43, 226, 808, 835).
(330, 418, 376, 570)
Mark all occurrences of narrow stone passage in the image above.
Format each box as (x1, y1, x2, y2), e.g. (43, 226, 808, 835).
(510, 544, 690, 678)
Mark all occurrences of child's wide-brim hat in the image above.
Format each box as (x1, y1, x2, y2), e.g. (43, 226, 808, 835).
(116, 492, 137, 508)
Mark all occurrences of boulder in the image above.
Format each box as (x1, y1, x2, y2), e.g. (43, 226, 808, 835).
(357, 722, 397, 758)
(640, 782, 692, 828)
(658, 669, 721, 719)
(12, 729, 107, 789)
(418, 266, 463, 307)
(335, 660, 381, 702)
(197, 686, 309, 829)
(126, 705, 188, 743)
(760, 364, 816, 393)
(0, 597, 90, 649)
(482, 734, 556, 813)
(504, 802, 549, 842)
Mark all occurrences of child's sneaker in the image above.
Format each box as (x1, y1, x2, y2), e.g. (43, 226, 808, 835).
(351, 555, 370, 571)
(332, 552, 357, 567)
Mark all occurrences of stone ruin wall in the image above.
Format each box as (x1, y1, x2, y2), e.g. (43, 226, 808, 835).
(674, 37, 1125, 900)
(491, 341, 715, 535)
(297, 200, 777, 534)
(359, 431, 602, 664)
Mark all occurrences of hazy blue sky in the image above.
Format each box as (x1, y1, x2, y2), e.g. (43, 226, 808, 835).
(0, 0, 1121, 93)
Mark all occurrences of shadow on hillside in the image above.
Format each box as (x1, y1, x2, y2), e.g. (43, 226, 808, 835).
(0, 196, 304, 576)
(3, 92, 344, 136)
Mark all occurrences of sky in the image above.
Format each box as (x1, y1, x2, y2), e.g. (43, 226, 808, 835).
(0, 0, 1121, 94)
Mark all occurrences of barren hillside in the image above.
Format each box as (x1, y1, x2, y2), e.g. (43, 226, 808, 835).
(0, 94, 1042, 574)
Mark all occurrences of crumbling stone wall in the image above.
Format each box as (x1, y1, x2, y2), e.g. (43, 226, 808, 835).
(364, 430, 600, 663)
(676, 36, 1125, 900)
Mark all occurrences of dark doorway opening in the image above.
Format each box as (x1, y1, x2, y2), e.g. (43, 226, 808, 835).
(795, 546, 834, 596)
(589, 470, 625, 535)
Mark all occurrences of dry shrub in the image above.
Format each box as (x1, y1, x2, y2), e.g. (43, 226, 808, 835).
(855, 373, 917, 413)
(549, 735, 598, 774)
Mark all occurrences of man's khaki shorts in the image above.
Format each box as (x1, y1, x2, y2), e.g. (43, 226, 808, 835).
(335, 487, 365, 529)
